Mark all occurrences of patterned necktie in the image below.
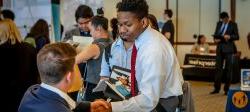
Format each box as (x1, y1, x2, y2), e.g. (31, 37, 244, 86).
(131, 44, 137, 96)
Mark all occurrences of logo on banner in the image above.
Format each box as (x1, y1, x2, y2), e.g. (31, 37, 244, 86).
(232, 91, 248, 108)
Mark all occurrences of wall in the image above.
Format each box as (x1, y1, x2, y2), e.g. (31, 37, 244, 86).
(236, 0, 250, 58)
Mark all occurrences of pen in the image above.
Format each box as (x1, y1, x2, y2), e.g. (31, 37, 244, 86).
(106, 97, 111, 103)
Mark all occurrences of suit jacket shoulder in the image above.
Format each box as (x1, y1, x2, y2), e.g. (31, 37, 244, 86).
(19, 85, 72, 112)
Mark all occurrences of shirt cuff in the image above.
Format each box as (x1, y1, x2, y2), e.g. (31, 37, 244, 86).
(111, 102, 124, 112)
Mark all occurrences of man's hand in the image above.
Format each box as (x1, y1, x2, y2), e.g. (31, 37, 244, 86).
(214, 38, 221, 43)
(90, 99, 112, 112)
(100, 76, 109, 80)
(224, 35, 230, 41)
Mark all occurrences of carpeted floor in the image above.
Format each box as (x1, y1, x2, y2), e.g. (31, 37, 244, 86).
(190, 81, 239, 112)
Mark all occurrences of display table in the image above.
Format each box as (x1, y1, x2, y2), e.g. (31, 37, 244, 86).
(182, 54, 216, 81)
(226, 88, 250, 112)
(182, 53, 240, 82)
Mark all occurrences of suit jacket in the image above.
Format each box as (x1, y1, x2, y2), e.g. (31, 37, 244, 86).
(63, 27, 91, 41)
(18, 85, 90, 112)
(214, 21, 239, 53)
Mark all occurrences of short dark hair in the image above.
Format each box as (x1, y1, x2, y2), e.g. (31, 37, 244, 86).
(75, 5, 94, 22)
(164, 9, 173, 18)
(116, 0, 149, 19)
(110, 18, 118, 40)
(91, 16, 109, 31)
(37, 43, 77, 84)
(220, 12, 229, 19)
(1, 9, 15, 20)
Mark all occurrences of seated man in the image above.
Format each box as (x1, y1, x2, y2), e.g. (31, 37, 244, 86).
(18, 43, 109, 112)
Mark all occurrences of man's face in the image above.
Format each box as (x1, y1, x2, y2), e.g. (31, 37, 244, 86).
(77, 17, 91, 32)
(222, 17, 229, 23)
(117, 12, 147, 42)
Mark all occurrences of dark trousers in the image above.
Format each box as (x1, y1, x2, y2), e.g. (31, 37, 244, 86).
(155, 96, 179, 112)
(214, 52, 234, 92)
(84, 82, 103, 101)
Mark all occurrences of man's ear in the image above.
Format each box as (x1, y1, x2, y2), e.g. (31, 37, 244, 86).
(141, 17, 149, 29)
(96, 25, 102, 31)
(66, 71, 73, 83)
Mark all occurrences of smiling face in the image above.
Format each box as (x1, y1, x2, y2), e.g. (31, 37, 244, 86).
(117, 11, 148, 42)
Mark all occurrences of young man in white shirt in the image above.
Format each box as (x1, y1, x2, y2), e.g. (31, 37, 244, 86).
(101, 0, 183, 111)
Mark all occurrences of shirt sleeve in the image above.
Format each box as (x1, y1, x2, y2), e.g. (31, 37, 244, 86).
(111, 46, 169, 112)
(100, 51, 111, 77)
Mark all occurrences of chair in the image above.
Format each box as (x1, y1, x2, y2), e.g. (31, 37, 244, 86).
(177, 81, 195, 112)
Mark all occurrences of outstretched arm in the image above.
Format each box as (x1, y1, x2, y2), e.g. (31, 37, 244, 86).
(76, 44, 100, 64)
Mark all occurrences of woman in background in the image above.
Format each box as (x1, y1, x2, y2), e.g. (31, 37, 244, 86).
(25, 19, 50, 51)
(147, 14, 159, 31)
(191, 34, 210, 54)
(0, 19, 39, 112)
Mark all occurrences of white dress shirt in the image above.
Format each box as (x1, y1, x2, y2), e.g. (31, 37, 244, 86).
(41, 83, 76, 110)
(100, 27, 184, 112)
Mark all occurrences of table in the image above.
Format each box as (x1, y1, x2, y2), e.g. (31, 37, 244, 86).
(182, 53, 240, 83)
(226, 88, 250, 112)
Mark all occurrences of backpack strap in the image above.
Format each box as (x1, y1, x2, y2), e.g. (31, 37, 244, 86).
(104, 44, 112, 72)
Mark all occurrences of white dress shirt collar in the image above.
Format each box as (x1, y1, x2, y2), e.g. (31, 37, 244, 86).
(40, 83, 76, 110)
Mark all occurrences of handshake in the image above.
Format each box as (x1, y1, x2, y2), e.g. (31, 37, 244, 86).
(90, 99, 112, 112)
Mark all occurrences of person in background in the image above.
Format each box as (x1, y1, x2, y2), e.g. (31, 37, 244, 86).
(100, 0, 183, 111)
(76, 16, 112, 101)
(110, 18, 119, 41)
(161, 9, 175, 45)
(18, 43, 110, 112)
(24, 19, 50, 51)
(210, 12, 239, 95)
(0, 19, 39, 112)
(147, 14, 159, 31)
(1, 9, 15, 21)
(191, 34, 209, 54)
(63, 5, 93, 41)
(63, 5, 94, 100)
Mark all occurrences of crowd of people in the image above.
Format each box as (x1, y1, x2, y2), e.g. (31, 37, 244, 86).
(0, 0, 241, 111)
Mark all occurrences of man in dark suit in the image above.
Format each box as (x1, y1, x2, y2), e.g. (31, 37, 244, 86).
(210, 12, 239, 95)
(63, 5, 94, 100)
(18, 43, 110, 112)
(161, 9, 175, 45)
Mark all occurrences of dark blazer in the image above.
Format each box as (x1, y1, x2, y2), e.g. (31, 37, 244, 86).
(214, 21, 239, 53)
(18, 85, 91, 112)
(63, 27, 91, 41)
(161, 20, 175, 45)
(0, 40, 39, 112)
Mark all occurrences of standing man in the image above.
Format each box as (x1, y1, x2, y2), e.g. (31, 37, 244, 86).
(161, 9, 175, 45)
(18, 43, 110, 112)
(100, 0, 183, 111)
(63, 4, 94, 100)
(76, 16, 112, 101)
(210, 12, 239, 95)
